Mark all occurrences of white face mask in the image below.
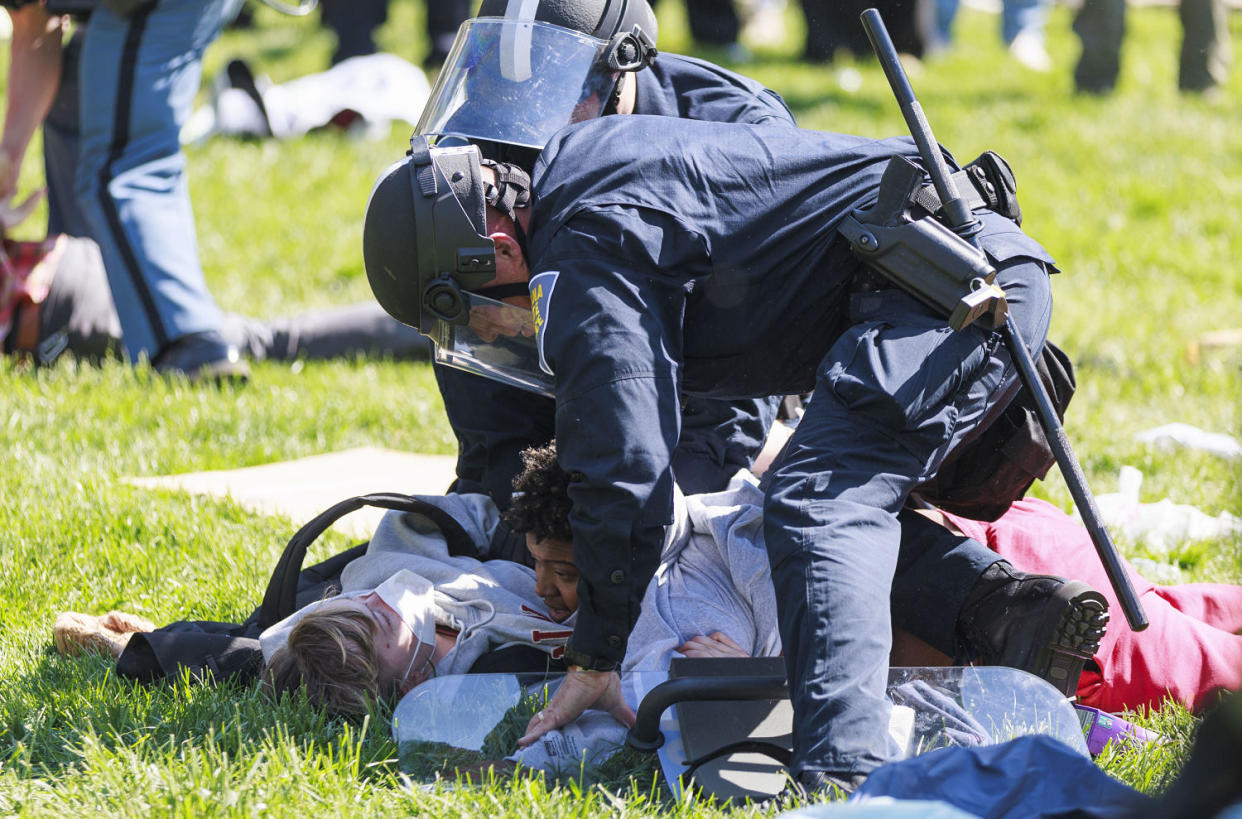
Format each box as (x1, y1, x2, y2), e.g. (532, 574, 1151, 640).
(258, 569, 439, 681)
(372, 570, 437, 687)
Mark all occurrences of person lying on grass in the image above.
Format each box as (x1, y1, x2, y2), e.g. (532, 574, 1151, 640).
(251, 441, 1108, 777)
(253, 441, 1241, 723)
(257, 439, 771, 724)
(64, 433, 1234, 724)
(237, 443, 1110, 715)
(0, 192, 430, 366)
(54, 438, 1105, 709)
(53, 489, 575, 700)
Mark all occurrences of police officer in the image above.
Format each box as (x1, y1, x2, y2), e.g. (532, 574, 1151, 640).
(413, 0, 793, 518)
(362, 115, 1079, 789)
(410, 6, 1075, 677)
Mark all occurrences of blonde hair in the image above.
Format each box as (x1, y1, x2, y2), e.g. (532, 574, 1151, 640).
(263, 603, 383, 717)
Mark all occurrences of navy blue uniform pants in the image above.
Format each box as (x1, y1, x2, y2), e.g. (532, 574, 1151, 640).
(763, 243, 1052, 778)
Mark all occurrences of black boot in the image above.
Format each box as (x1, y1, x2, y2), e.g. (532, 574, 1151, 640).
(153, 331, 249, 384)
(787, 769, 866, 802)
(956, 561, 1109, 697)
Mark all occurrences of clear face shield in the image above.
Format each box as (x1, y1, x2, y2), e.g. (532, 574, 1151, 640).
(431, 290, 554, 398)
(417, 18, 621, 150)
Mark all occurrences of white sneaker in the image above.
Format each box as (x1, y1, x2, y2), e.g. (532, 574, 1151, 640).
(741, 0, 787, 48)
(1009, 31, 1052, 72)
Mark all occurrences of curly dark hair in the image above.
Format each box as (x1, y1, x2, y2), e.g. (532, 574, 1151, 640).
(503, 441, 574, 543)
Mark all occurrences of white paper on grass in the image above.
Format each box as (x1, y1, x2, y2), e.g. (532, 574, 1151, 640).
(1090, 466, 1242, 554)
(1136, 423, 1242, 461)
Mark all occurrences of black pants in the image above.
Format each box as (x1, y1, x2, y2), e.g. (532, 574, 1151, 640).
(799, 0, 926, 61)
(1073, 0, 1231, 93)
(650, 0, 741, 46)
(320, 0, 470, 65)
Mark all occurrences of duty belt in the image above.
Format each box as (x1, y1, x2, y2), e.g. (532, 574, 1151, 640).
(848, 150, 1023, 296)
(911, 150, 1023, 226)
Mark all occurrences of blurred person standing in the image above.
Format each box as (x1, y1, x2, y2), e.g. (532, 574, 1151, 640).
(798, 0, 926, 62)
(320, 0, 388, 64)
(1, 1, 62, 211)
(931, 0, 1054, 71)
(650, 0, 749, 61)
(0, 4, 89, 236)
(2, 0, 249, 379)
(423, 0, 470, 67)
(320, 0, 470, 68)
(1073, 0, 1230, 94)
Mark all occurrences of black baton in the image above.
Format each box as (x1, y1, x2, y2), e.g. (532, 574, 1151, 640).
(859, 8, 1148, 632)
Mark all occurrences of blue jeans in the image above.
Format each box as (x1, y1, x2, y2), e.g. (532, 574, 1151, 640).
(76, 0, 242, 360)
(762, 219, 1053, 778)
(935, 0, 1050, 45)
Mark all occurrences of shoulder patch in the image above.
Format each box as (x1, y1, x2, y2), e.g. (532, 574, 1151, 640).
(529, 270, 559, 376)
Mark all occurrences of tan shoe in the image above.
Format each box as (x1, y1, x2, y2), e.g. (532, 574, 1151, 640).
(52, 612, 132, 659)
(98, 610, 157, 634)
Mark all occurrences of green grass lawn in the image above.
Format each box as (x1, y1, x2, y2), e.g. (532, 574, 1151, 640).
(2, 1, 1240, 815)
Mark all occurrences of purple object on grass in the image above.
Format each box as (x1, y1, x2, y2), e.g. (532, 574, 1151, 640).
(1075, 704, 1160, 755)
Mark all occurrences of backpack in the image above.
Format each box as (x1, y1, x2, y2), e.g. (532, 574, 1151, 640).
(116, 493, 479, 684)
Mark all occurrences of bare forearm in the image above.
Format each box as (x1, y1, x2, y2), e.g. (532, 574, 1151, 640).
(3, 6, 64, 184)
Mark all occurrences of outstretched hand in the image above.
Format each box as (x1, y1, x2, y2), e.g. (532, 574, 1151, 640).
(516, 667, 635, 749)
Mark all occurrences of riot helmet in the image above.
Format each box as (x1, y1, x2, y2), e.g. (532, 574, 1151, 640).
(417, 0, 658, 153)
(363, 137, 553, 396)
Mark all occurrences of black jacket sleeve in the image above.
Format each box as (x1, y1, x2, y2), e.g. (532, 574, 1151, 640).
(537, 208, 704, 667)
(433, 361, 556, 508)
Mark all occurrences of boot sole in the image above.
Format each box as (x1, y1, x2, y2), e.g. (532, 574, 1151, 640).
(157, 357, 251, 385)
(197, 358, 251, 385)
(999, 580, 1110, 698)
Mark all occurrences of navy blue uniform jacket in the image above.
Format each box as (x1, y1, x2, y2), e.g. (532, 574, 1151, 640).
(528, 116, 1055, 665)
(434, 54, 794, 507)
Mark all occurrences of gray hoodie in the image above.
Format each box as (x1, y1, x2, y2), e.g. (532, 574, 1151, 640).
(623, 471, 780, 671)
(260, 493, 573, 672)
(341, 493, 574, 675)
(265, 481, 780, 773)
(265, 478, 779, 675)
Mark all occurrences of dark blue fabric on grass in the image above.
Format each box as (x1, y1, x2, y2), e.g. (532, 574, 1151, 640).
(854, 735, 1152, 818)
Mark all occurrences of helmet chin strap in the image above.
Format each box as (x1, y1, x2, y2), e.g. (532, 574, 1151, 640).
(602, 73, 628, 116)
(471, 282, 531, 300)
(480, 159, 531, 217)
(480, 158, 533, 263)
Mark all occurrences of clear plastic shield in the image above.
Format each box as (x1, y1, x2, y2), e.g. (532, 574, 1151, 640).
(431, 292, 553, 397)
(417, 19, 620, 150)
(392, 666, 1087, 794)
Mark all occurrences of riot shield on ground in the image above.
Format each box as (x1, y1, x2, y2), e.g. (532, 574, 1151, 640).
(392, 665, 1087, 800)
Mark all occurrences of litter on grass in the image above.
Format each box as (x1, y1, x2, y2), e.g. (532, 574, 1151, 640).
(1135, 423, 1242, 461)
